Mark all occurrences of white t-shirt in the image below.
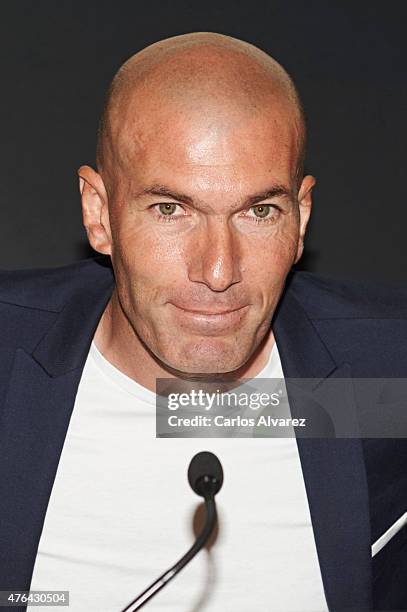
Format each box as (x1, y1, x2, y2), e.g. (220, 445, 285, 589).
(28, 341, 328, 612)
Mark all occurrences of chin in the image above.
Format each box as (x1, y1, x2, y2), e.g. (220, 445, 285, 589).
(158, 335, 249, 376)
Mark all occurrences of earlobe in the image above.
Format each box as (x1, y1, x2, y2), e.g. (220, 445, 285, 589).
(78, 166, 112, 256)
(294, 238, 304, 264)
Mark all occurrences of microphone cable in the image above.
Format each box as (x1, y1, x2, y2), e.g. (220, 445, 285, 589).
(120, 451, 223, 611)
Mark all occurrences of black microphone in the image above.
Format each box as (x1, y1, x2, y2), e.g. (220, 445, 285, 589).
(120, 451, 224, 611)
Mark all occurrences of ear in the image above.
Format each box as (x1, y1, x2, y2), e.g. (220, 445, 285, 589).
(78, 165, 112, 255)
(294, 174, 316, 264)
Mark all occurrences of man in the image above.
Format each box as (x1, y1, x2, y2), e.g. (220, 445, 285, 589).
(0, 32, 406, 611)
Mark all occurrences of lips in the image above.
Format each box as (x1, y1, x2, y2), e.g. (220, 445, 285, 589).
(173, 304, 247, 316)
(168, 302, 249, 334)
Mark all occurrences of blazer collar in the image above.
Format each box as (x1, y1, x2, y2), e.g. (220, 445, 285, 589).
(0, 260, 115, 590)
(273, 272, 337, 381)
(273, 273, 372, 611)
(32, 263, 115, 377)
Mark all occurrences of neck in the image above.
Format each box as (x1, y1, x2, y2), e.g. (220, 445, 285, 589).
(93, 290, 275, 393)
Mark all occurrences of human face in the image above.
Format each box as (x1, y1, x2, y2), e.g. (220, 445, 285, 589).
(93, 105, 314, 375)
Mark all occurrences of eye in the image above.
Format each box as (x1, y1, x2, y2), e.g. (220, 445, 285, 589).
(151, 202, 187, 222)
(251, 205, 271, 218)
(245, 204, 280, 222)
(157, 203, 182, 216)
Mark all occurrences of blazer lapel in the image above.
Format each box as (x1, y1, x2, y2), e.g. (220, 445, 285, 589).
(0, 274, 114, 590)
(273, 277, 373, 611)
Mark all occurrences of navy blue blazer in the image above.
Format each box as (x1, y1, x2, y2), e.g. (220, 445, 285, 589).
(0, 256, 407, 611)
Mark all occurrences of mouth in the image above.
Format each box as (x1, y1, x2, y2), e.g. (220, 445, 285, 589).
(168, 303, 250, 334)
(174, 304, 247, 316)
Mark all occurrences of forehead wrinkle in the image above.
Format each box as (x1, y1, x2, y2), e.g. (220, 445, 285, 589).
(118, 102, 297, 172)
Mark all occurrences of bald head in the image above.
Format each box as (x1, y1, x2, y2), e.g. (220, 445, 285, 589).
(96, 32, 306, 186)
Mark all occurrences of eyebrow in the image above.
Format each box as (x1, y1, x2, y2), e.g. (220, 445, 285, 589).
(138, 183, 293, 209)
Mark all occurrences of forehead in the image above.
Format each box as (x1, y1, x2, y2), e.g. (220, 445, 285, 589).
(113, 98, 300, 196)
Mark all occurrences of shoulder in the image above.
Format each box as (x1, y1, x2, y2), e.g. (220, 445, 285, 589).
(287, 270, 407, 320)
(286, 271, 407, 375)
(0, 256, 114, 361)
(0, 255, 114, 313)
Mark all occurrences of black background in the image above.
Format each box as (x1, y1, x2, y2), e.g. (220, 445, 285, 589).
(0, 1, 405, 281)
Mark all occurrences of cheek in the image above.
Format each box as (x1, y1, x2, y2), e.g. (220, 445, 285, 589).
(238, 221, 299, 311)
(241, 219, 299, 272)
(111, 216, 190, 292)
(271, 225, 300, 264)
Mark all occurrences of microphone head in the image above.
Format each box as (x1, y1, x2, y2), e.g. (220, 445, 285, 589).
(188, 451, 224, 497)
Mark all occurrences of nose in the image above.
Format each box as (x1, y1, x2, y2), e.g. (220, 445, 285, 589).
(188, 216, 242, 291)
